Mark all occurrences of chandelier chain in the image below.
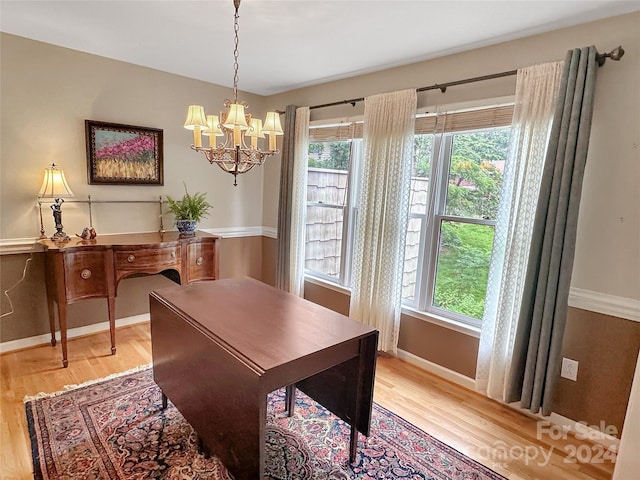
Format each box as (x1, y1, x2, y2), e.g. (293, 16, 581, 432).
(232, 2, 240, 103)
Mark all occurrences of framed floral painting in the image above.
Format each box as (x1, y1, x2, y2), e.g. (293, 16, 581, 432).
(85, 120, 164, 185)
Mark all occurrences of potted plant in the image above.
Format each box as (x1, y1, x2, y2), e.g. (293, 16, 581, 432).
(166, 182, 213, 235)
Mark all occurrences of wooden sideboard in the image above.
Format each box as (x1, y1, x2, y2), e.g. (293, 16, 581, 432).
(40, 231, 219, 367)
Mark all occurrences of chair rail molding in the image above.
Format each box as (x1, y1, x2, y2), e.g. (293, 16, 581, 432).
(568, 287, 640, 323)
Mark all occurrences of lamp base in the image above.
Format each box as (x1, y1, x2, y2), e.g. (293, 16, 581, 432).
(51, 230, 70, 242)
(50, 198, 70, 242)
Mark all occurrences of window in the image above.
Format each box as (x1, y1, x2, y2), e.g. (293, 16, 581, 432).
(404, 127, 511, 327)
(304, 128, 362, 285)
(305, 104, 513, 328)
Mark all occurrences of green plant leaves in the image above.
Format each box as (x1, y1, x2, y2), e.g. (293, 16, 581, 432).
(166, 182, 213, 222)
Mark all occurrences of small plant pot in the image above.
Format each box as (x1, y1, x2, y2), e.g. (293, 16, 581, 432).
(176, 220, 197, 236)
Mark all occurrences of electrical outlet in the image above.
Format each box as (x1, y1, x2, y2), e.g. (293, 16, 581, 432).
(561, 357, 579, 381)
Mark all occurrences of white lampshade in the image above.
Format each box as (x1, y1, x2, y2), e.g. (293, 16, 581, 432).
(262, 111, 284, 135)
(245, 118, 265, 139)
(203, 115, 224, 136)
(38, 164, 74, 198)
(184, 105, 207, 130)
(223, 103, 249, 130)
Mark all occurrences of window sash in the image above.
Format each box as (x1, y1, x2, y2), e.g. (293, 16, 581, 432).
(411, 131, 503, 326)
(429, 218, 496, 326)
(306, 103, 512, 329)
(304, 140, 361, 286)
(305, 204, 346, 281)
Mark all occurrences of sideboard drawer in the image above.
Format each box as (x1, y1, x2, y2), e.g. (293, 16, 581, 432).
(114, 246, 181, 272)
(186, 242, 217, 282)
(63, 251, 109, 301)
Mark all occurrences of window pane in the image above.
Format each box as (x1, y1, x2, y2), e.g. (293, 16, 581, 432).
(305, 205, 344, 279)
(403, 135, 432, 304)
(445, 128, 510, 220)
(306, 168, 349, 206)
(409, 135, 433, 215)
(432, 221, 495, 320)
(305, 140, 351, 280)
(402, 216, 423, 302)
(308, 141, 351, 171)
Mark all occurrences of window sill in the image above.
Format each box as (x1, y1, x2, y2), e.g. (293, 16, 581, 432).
(303, 275, 481, 339)
(304, 274, 351, 296)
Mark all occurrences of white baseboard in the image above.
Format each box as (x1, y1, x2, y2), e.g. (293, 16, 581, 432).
(397, 348, 620, 450)
(0, 313, 150, 354)
(396, 348, 476, 390)
(508, 405, 621, 450)
(547, 411, 620, 450)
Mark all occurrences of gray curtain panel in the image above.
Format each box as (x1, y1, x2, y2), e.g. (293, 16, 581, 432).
(275, 105, 298, 291)
(506, 47, 599, 415)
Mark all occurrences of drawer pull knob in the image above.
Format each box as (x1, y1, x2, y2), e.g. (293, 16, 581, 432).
(81, 269, 92, 280)
(127, 255, 136, 263)
(196, 256, 204, 266)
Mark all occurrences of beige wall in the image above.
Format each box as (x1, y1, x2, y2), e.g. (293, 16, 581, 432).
(0, 32, 274, 345)
(554, 309, 640, 433)
(0, 33, 268, 241)
(265, 12, 640, 302)
(261, 236, 277, 287)
(261, 12, 640, 432)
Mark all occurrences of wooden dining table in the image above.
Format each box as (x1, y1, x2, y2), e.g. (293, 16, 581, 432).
(149, 277, 378, 479)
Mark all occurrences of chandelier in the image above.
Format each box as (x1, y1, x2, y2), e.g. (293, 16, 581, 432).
(184, 0, 283, 186)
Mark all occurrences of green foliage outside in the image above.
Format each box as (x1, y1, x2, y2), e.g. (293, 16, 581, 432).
(429, 129, 510, 320)
(447, 129, 509, 220)
(308, 142, 350, 170)
(433, 222, 495, 319)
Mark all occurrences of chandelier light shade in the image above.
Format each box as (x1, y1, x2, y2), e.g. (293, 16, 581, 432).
(184, 0, 283, 185)
(246, 118, 265, 149)
(262, 112, 284, 151)
(37, 163, 75, 241)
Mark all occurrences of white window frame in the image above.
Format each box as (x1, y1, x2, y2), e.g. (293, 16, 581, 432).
(304, 138, 362, 287)
(304, 98, 513, 332)
(408, 130, 503, 329)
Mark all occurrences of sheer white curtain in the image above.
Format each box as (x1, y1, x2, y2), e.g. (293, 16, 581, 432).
(476, 62, 564, 400)
(288, 106, 310, 297)
(349, 89, 416, 354)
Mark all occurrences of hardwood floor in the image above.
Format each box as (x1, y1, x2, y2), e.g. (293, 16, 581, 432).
(1, 323, 614, 479)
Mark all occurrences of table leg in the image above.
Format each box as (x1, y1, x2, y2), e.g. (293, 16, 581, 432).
(46, 295, 56, 347)
(197, 435, 208, 457)
(350, 426, 359, 463)
(161, 392, 168, 410)
(107, 296, 116, 355)
(350, 337, 368, 463)
(285, 384, 296, 417)
(57, 301, 68, 368)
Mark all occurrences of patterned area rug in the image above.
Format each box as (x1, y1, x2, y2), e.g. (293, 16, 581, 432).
(25, 367, 505, 479)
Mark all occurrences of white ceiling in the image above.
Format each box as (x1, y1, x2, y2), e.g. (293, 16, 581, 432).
(1, 1, 639, 96)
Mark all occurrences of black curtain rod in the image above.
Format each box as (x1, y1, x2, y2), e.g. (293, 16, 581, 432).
(306, 45, 624, 112)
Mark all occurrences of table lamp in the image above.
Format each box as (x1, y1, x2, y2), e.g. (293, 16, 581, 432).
(38, 163, 75, 241)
